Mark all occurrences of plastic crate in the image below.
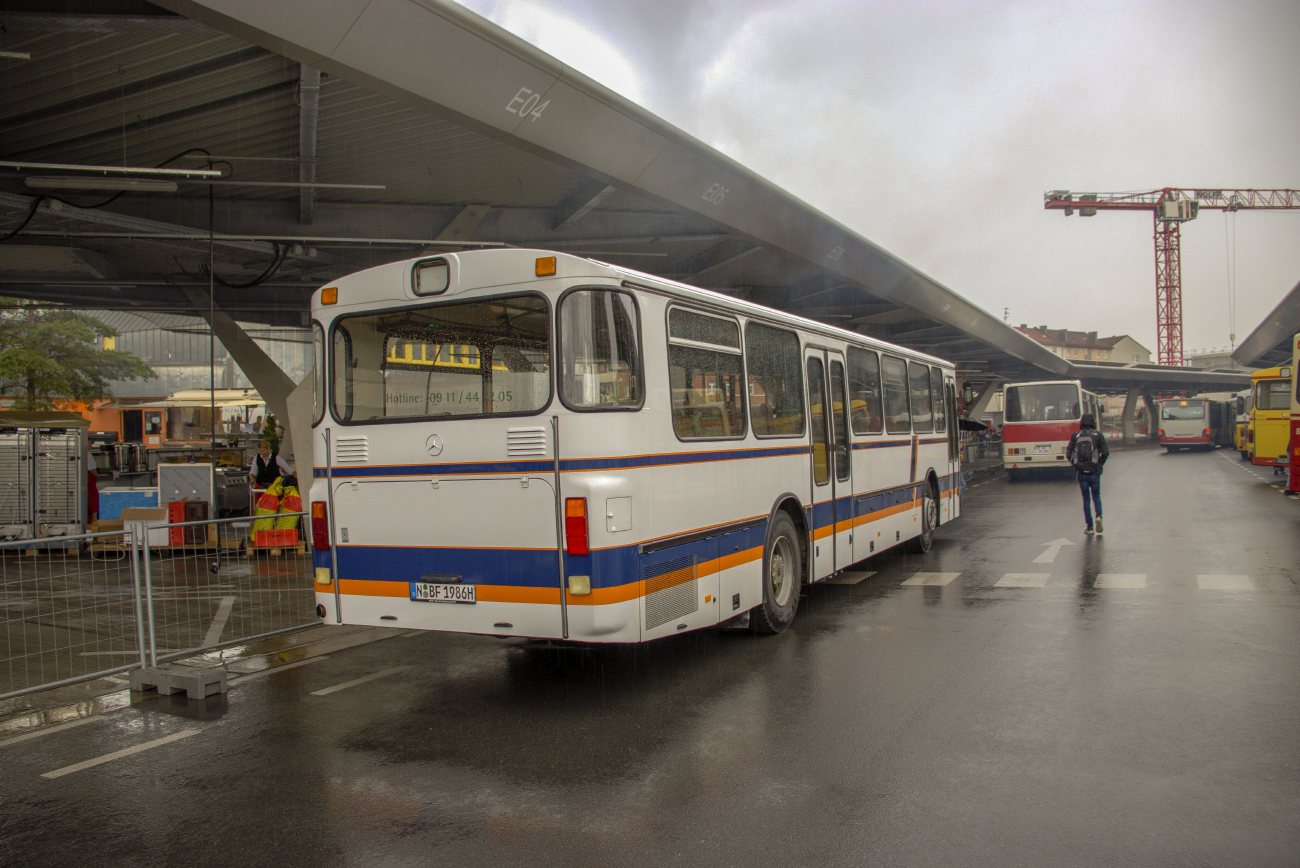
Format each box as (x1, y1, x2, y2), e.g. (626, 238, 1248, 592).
(254, 529, 298, 548)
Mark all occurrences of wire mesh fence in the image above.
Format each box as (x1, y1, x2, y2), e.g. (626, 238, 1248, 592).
(140, 513, 315, 666)
(1, 529, 146, 699)
(0, 512, 316, 700)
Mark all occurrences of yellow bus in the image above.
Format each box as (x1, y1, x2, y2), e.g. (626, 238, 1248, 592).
(1234, 388, 1252, 458)
(1249, 365, 1292, 471)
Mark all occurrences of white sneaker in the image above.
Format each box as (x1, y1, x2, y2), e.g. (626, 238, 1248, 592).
(1095, 517, 1103, 534)
(1084, 526, 1095, 535)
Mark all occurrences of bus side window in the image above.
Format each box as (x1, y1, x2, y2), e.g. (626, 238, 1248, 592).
(559, 289, 642, 410)
(332, 326, 354, 422)
(745, 323, 805, 437)
(668, 308, 745, 440)
(909, 361, 933, 433)
(881, 355, 910, 434)
(931, 366, 946, 433)
(847, 346, 882, 434)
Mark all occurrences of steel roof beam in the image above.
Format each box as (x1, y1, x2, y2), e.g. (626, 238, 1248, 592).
(297, 64, 321, 225)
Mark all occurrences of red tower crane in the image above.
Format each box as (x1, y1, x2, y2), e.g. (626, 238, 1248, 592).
(1044, 188, 1300, 365)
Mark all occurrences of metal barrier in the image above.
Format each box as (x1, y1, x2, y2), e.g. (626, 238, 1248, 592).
(963, 435, 1004, 477)
(0, 512, 315, 700)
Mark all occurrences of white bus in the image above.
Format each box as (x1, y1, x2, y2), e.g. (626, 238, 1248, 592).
(1001, 379, 1099, 476)
(308, 249, 962, 642)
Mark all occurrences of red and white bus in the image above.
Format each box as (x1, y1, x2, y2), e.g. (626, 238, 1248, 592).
(1289, 333, 1300, 494)
(1001, 380, 1099, 477)
(1157, 397, 1232, 452)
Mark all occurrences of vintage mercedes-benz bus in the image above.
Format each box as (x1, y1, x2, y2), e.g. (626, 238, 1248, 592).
(1001, 380, 1099, 477)
(307, 250, 962, 642)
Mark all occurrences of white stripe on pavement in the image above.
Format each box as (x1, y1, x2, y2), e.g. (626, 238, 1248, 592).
(228, 655, 329, 684)
(310, 666, 407, 697)
(995, 573, 1051, 588)
(1197, 574, 1253, 590)
(41, 730, 199, 779)
(902, 572, 961, 587)
(825, 571, 876, 585)
(201, 596, 238, 647)
(0, 717, 98, 748)
(1095, 574, 1146, 589)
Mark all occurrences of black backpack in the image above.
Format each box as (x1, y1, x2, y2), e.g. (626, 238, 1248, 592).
(1074, 430, 1099, 470)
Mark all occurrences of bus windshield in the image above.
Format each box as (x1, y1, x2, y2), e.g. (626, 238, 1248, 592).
(1161, 401, 1205, 420)
(1004, 384, 1080, 423)
(332, 294, 551, 422)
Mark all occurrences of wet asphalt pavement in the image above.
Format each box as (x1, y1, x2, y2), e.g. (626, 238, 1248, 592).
(2, 445, 1298, 867)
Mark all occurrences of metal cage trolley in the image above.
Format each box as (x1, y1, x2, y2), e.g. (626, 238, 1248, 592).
(308, 250, 963, 642)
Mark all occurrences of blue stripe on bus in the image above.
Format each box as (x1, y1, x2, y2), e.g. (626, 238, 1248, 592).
(312, 444, 812, 478)
(331, 520, 771, 591)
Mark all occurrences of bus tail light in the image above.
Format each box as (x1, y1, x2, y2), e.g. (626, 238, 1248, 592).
(1203, 428, 1211, 437)
(565, 498, 589, 555)
(312, 501, 330, 551)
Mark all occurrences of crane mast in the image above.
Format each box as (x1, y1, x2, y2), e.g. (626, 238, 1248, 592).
(1044, 188, 1300, 365)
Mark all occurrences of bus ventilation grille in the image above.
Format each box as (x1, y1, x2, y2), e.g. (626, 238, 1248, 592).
(643, 556, 698, 630)
(506, 427, 548, 457)
(334, 436, 368, 463)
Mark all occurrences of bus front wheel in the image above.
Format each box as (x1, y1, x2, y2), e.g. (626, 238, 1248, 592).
(753, 512, 801, 635)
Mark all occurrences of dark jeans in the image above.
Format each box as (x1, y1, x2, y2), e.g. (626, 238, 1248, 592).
(1078, 473, 1102, 527)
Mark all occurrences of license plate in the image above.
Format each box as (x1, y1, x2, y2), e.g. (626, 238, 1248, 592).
(409, 582, 476, 604)
(1036, 445, 1050, 453)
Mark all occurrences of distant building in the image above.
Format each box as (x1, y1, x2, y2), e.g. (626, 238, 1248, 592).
(1015, 325, 1151, 365)
(1184, 349, 1249, 371)
(1015, 325, 1113, 362)
(1099, 335, 1151, 365)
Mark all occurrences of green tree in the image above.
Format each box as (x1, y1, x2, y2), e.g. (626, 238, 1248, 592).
(0, 299, 155, 408)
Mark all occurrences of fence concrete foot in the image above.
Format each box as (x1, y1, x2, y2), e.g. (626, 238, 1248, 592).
(131, 664, 227, 699)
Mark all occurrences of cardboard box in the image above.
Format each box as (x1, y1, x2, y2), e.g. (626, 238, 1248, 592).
(121, 507, 169, 548)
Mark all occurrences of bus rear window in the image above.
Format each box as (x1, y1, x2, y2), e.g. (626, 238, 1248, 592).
(331, 295, 550, 423)
(1160, 402, 1205, 421)
(1005, 384, 1080, 422)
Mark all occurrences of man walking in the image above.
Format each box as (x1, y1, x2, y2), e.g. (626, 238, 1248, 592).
(1067, 413, 1109, 534)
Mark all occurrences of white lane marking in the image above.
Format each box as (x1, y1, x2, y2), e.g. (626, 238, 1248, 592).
(1095, 574, 1146, 589)
(228, 655, 329, 684)
(902, 572, 960, 587)
(41, 730, 199, 779)
(1033, 538, 1076, 564)
(1197, 574, 1254, 590)
(995, 573, 1051, 588)
(310, 665, 407, 697)
(825, 571, 876, 585)
(0, 717, 98, 748)
(201, 596, 238, 647)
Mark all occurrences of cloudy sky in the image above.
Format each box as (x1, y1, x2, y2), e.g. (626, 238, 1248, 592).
(458, 0, 1299, 359)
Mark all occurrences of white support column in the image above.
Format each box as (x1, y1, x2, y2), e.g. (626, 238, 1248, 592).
(1142, 394, 1159, 442)
(1121, 387, 1140, 445)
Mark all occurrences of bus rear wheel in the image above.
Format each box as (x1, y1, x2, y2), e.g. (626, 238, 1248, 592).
(752, 512, 801, 635)
(909, 480, 938, 553)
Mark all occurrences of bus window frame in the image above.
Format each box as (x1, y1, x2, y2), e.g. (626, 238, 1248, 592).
(664, 303, 748, 443)
(555, 285, 646, 414)
(311, 320, 325, 427)
(327, 291, 554, 427)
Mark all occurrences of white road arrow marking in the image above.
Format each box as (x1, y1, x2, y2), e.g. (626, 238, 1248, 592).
(1033, 538, 1075, 564)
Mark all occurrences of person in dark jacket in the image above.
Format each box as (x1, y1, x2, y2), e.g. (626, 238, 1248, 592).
(1067, 413, 1109, 534)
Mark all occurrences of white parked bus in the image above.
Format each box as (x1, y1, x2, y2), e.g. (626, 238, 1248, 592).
(308, 250, 962, 642)
(1001, 379, 1099, 476)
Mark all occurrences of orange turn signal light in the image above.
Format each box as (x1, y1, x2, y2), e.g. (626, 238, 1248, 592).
(536, 256, 556, 277)
(321, 286, 338, 305)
